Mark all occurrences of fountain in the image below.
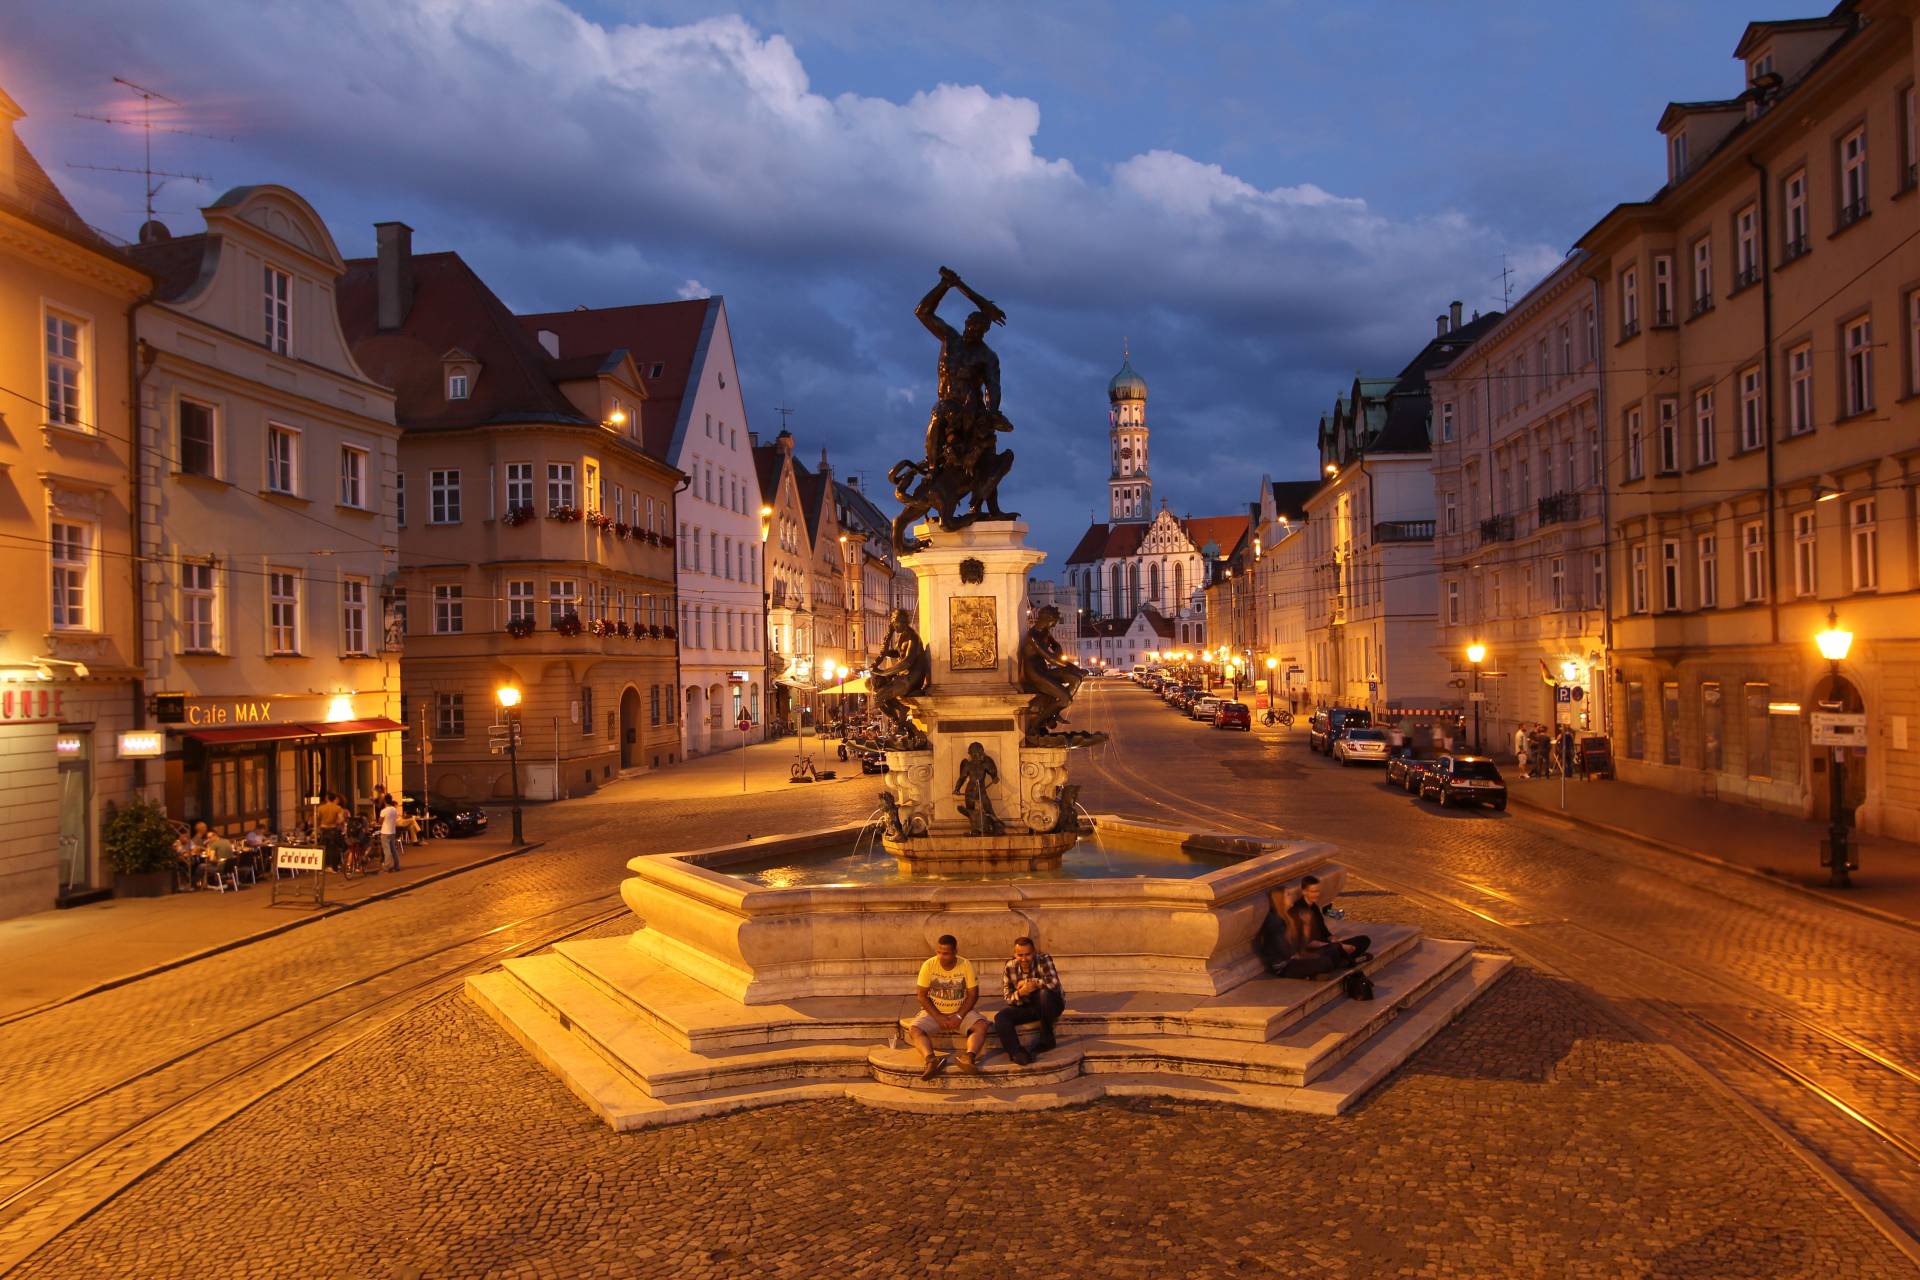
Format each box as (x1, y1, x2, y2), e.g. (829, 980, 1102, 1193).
(468, 268, 1509, 1128)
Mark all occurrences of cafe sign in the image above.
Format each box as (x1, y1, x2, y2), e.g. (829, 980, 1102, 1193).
(184, 699, 277, 727)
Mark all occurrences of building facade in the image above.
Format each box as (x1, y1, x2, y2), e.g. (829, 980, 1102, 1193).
(0, 90, 151, 915)
(339, 230, 680, 802)
(1579, 1, 1920, 838)
(754, 429, 812, 727)
(130, 187, 404, 834)
(1429, 259, 1609, 749)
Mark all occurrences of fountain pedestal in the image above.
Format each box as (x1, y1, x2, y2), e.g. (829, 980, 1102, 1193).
(881, 521, 1079, 865)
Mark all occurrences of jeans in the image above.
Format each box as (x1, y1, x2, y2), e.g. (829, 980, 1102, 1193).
(382, 833, 401, 871)
(993, 987, 1065, 1058)
(1276, 935, 1372, 980)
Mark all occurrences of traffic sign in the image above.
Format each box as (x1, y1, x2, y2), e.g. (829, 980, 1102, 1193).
(738, 716, 752, 733)
(1811, 712, 1867, 747)
(1555, 686, 1572, 704)
(1368, 681, 1378, 695)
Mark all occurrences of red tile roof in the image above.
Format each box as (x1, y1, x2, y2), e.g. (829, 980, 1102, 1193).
(516, 299, 713, 459)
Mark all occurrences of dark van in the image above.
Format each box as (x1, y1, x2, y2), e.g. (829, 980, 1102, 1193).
(1308, 707, 1372, 755)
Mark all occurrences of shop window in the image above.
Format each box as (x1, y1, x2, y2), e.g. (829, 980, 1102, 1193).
(1626, 680, 1646, 760)
(1744, 683, 1771, 778)
(1701, 682, 1723, 772)
(1662, 682, 1681, 764)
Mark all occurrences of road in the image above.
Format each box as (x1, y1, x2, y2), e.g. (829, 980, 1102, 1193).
(0, 686, 1916, 1277)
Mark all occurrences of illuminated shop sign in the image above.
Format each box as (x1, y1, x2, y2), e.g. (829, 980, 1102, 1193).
(184, 700, 276, 726)
(0, 689, 63, 723)
(117, 732, 166, 759)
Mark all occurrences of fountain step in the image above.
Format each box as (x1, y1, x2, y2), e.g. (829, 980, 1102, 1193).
(868, 1045, 1086, 1090)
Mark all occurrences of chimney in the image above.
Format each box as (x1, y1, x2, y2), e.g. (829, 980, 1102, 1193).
(374, 222, 414, 331)
(1436, 314, 1449, 338)
(776, 428, 793, 455)
(818, 447, 833, 481)
(846, 475, 862, 492)
(1450, 300, 1464, 329)
(748, 430, 759, 447)
(536, 329, 559, 358)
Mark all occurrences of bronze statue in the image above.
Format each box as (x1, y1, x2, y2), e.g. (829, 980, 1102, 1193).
(1019, 604, 1103, 744)
(890, 267, 1019, 554)
(868, 608, 931, 745)
(1051, 783, 1082, 834)
(953, 741, 1003, 836)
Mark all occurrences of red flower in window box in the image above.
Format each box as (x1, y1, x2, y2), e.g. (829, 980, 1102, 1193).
(501, 504, 537, 527)
(553, 610, 584, 637)
(616, 620, 631, 637)
(645, 529, 661, 546)
(613, 522, 631, 539)
(548, 505, 583, 523)
(661, 625, 677, 640)
(505, 616, 535, 639)
(660, 534, 675, 548)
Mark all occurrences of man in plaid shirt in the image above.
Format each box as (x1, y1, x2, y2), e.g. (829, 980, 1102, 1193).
(994, 936, 1065, 1065)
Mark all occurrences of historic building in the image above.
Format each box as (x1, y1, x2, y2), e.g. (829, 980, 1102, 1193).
(130, 187, 404, 834)
(519, 298, 767, 756)
(1429, 258, 1608, 749)
(1578, 2, 1920, 839)
(1201, 477, 1318, 706)
(754, 429, 810, 726)
(0, 88, 151, 915)
(339, 227, 680, 800)
(833, 473, 904, 663)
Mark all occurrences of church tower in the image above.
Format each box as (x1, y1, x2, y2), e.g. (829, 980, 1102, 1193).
(1107, 343, 1150, 522)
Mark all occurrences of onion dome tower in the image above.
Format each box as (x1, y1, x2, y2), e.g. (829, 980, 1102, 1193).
(1108, 341, 1150, 522)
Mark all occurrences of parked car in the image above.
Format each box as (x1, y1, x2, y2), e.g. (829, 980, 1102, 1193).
(1332, 727, 1391, 765)
(1308, 707, 1372, 754)
(1386, 753, 1431, 792)
(859, 748, 887, 775)
(1191, 695, 1224, 721)
(1213, 701, 1252, 731)
(1416, 755, 1508, 810)
(401, 792, 491, 838)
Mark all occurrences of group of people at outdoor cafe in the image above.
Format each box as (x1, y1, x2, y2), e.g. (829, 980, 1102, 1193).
(171, 787, 420, 890)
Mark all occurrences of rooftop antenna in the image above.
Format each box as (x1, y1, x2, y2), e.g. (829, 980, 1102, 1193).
(773, 402, 795, 431)
(1495, 253, 1515, 310)
(71, 76, 231, 224)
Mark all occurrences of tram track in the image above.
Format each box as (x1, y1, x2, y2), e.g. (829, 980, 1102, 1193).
(1076, 681, 1920, 1255)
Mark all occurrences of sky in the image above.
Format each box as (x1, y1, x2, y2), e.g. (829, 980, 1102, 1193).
(4, 0, 1811, 564)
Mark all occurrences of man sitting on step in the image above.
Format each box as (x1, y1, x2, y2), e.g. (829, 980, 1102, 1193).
(907, 934, 990, 1079)
(1257, 875, 1372, 980)
(994, 935, 1064, 1066)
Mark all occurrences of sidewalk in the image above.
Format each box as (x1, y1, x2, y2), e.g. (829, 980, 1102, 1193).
(602, 736, 874, 800)
(0, 831, 538, 1021)
(1504, 769, 1920, 930)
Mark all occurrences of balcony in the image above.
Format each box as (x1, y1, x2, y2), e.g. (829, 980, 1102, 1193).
(1478, 514, 1515, 543)
(1733, 264, 1761, 291)
(1689, 293, 1713, 318)
(1372, 519, 1434, 543)
(1619, 318, 1641, 341)
(1652, 308, 1675, 328)
(1536, 491, 1581, 526)
(1782, 234, 1811, 264)
(1837, 196, 1869, 230)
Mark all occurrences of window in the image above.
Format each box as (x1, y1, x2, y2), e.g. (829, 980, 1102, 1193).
(179, 399, 216, 476)
(548, 579, 576, 626)
(1652, 254, 1674, 325)
(266, 424, 298, 494)
(1669, 131, 1689, 178)
(1697, 533, 1717, 608)
(581, 684, 594, 738)
(342, 577, 369, 654)
(1738, 367, 1763, 451)
(1787, 344, 1814, 435)
(395, 472, 406, 527)
(1445, 580, 1460, 625)
(447, 371, 469, 400)
(1620, 267, 1640, 336)
(1850, 499, 1878, 591)
(1741, 521, 1766, 602)
(1591, 550, 1605, 610)
(182, 561, 217, 652)
(430, 469, 461, 523)
(1442, 490, 1457, 534)
(547, 462, 575, 511)
(339, 445, 368, 508)
(1701, 682, 1724, 772)
(1662, 682, 1681, 765)
(507, 579, 534, 623)
(1744, 683, 1771, 778)
(263, 265, 292, 355)
(1657, 398, 1679, 473)
(1584, 306, 1596, 363)
(1660, 539, 1681, 611)
(1629, 543, 1649, 613)
(1903, 85, 1918, 189)
(1783, 169, 1809, 257)
(1911, 291, 1920, 397)
(1625, 407, 1644, 480)
(1440, 401, 1454, 443)
(434, 692, 465, 738)
(1839, 126, 1868, 224)
(44, 309, 86, 428)
(1691, 237, 1712, 314)
(50, 522, 90, 630)
(1693, 387, 1716, 465)
(1844, 316, 1874, 416)
(1626, 680, 1646, 760)
(1587, 427, 1601, 487)
(584, 460, 601, 514)
(1549, 557, 1565, 610)
(1734, 205, 1759, 288)
(1793, 510, 1817, 597)
(268, 570, 300, 654)
(650, 685, 661, 726)
(504, 462, 533, 514)
(433, 584, 463, 634)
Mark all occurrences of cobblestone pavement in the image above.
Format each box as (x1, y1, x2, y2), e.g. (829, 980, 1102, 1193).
(4, 688, 1920, 1275)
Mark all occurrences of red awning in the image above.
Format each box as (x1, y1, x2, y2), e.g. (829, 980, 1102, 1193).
(186, 724, 317, 746)
(302, 717, 405, 737)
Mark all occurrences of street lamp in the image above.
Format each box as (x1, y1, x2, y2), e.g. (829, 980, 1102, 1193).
(1815, 607, 1855, 887)
(1465, 642, 1487, 754)
(495, 683, 524, 845)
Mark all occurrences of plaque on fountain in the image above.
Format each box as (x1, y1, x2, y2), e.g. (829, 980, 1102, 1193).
(947, 597, 997, 670)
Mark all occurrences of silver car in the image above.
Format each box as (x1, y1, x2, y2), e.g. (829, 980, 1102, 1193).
(1332, 727, 1391, 765)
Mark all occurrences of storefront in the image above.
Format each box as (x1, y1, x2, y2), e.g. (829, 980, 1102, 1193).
(163, 698, 403, 834)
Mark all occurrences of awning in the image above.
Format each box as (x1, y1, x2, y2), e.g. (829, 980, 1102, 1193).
(821, 676, 871, 696)
(304, 717, 406, 737)
(186, 725, 317, 746)
(775, 676, 815, 691)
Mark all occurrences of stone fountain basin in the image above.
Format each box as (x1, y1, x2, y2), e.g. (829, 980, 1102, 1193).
(618, 815, 1344, 1005)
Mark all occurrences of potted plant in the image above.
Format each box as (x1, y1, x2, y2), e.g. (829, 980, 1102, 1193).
(502, 504, 537, 527)
(506, 616, 536, 639)
(554, 610, 584, 637)
(548, 504, 582, 523)
(103, 795, 178, 897)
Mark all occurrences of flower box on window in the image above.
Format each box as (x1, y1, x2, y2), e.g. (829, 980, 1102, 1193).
(616, 621, 631, 637)
(613, 522, 631, 539)
(501, 504, 537, 527)
(660, 534, 675, 547)
(505, 616, 535, 639)
(588, 511, 613, 530)
(553, 610, 583, 637)
(661, 625, 677, 640)
(548, 505, 583, 523)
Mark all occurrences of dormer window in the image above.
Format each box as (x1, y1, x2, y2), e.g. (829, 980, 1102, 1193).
(447, 372, 469, 400)
(263, 265, 292, 355)
(1749, 50, 1774, 82)
(649, 362, 664, 379)
(1668, 131, 1690, 181)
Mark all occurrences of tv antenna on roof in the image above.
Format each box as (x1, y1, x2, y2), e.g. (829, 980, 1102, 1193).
(70, 76, 233, 224)
(1495, 252, 1515, 310)
(773, 403, 795, 431)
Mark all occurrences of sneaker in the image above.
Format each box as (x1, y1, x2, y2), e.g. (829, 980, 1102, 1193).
(919, 1054, 947, 1081)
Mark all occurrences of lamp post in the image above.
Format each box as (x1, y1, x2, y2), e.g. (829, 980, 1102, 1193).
(759, 504, 773, 736)
(1815, 608, 1855, 888)
(495, 683, 524, 845)
(1465, 643, 1486, 754)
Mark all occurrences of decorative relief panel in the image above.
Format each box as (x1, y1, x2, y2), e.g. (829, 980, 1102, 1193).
(947, 596, 997, 671)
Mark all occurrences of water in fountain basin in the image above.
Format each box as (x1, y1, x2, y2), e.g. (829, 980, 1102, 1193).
(726, 833, 1240, 888)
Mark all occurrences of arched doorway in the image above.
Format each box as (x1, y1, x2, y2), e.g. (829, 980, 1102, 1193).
(619, 686, 641, 769)
(1810, 672, 1866, 824)
(708, 682, 727, 746)
(685, 685, 707, 754)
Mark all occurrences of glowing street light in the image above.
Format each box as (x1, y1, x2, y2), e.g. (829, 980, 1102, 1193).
(1465, 643, 1486, 752)
(496, 683, 525, 843)
(1816, 607, 1856, 887)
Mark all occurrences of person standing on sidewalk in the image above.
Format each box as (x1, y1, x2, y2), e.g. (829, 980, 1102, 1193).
(379, 794, 402, 872)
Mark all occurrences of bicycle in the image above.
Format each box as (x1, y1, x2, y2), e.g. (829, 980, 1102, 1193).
(338, 819, 383, 880)
(1263, 708, 1294, 728)
(790, 754, 818, 783)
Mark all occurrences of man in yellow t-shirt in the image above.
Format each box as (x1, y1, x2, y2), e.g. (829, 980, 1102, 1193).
(906, 934, 989, 1079)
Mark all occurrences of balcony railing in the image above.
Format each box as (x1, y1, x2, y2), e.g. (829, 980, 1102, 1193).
(1619, 318, 1641, 341)
(1689, 293, 1714, 317)
(1537, 491, 1581, 526)
(1373, 519, 1434, 543)
(1838, 196, 1869, 229)
(1782, 234, 1811, 263)
(1652, 308, 1675, 327)
(1733, 264, 1761, 291)
(1478, 514, 1515, 543)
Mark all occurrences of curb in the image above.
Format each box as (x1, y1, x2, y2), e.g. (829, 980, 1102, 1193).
(0, 839, 547, 1027)
(1505, 789, 1920, 937)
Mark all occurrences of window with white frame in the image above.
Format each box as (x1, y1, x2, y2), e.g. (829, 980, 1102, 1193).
(548, 579, 576, 626)
(1669, 130, 1689, 178)
(1442, 490, 1457, 534)
(263, 265, 292, 355)
(1741, 521, 1766, 602)
(1735, 205, 1759, 287)
(1590, 549, 1605, 610)
(342, 577, 369, 654)
(1911, 291, 1920, 397)
(504, 462, 532, 513)
(1788, 344, 1814, 435)
(1625, 406, 1645, 480)
(432, 584, 463, 634)
(434, 692, 465, 738)
(1850, 499, 1878, 591)
(179, 398, 216, 476)
(1560, 322, 1573, 374)
(181, 560, 218, 652)
(1660, 539, 1681, 611)
(1793, 510, 1817, 597)
(547, 462, 575, 511)
(1549, 557, 1565, 610)
(1620, 267, 1639, 334)
(430, 469, 461, 523)
(1629, 544, 1649, 613)
(447, 371, 469, 400)
(1783, 169, 1809, 254)
(1694, 387, 1716, 465)
(1697, 533, 1717, 608)
(1440, 401, 1454, 443)
(1839, 126, 1869, 222)
(1902, 85, 1918, 188)
(1657, 398, 1679, 473)
(49, 521, 90, 630)
(507, 579, 534, 624)
(1691, 236, 1713, 313)
(266, 424, 298, 494)
(268, 570, 300, 654)
(395, 472, 406, 527)
(1738, 367, 1764, 451)
(339, 445, 368, 508)
(1844, 316, 1874, 416)
(44, 309, 87, 429)
(583, 460, 600, 514)
(1652, 254, 1673, 325)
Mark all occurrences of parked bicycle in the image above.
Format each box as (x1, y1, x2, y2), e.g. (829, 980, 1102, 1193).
(1263, 707, 1294, 728)
(338, 815, 383, 880)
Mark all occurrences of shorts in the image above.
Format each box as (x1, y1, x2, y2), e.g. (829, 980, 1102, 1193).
(910, 1009, 989, 1038)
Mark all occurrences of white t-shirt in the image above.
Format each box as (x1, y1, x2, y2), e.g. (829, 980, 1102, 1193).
(379, 803, 399, 836)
